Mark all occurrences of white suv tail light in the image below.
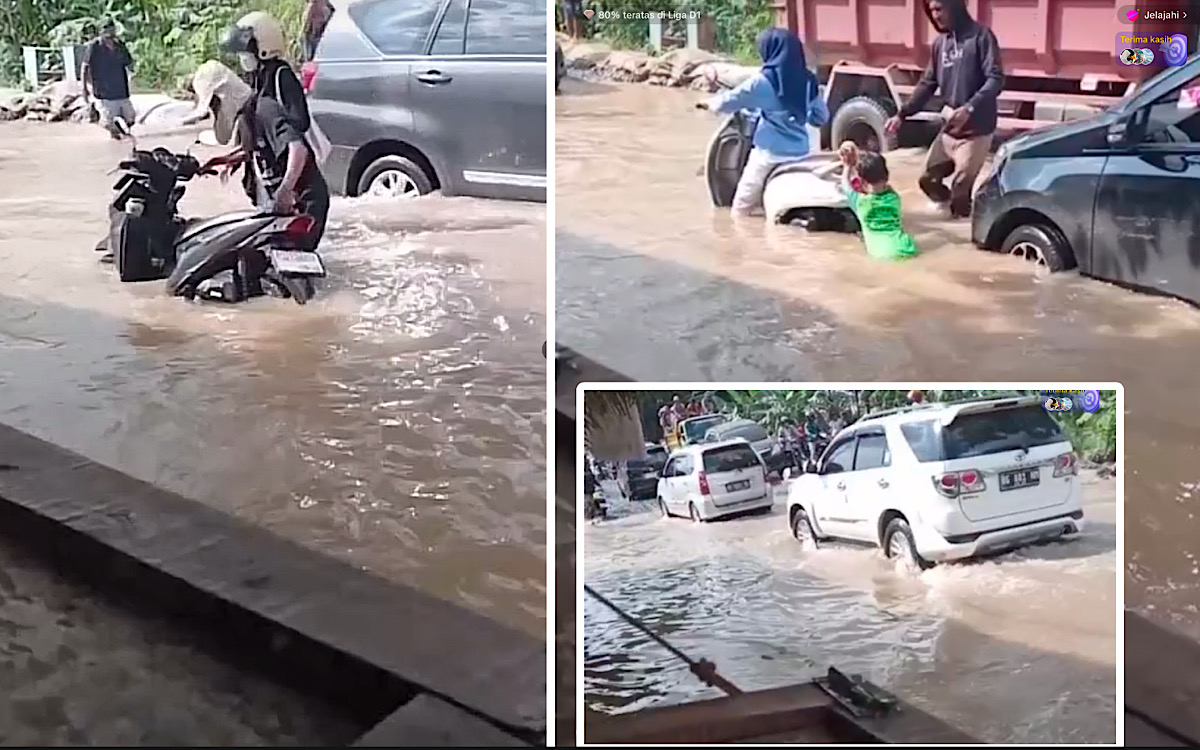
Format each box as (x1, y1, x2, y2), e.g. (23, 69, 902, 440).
(1053, 451, 1079, 477)
(934, 469, 986, 498)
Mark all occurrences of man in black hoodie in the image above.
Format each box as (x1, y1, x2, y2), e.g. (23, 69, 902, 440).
(884, 0, 1005, 218)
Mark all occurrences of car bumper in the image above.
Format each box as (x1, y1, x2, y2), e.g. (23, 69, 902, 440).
(914, 512, 1085, 562)
(970, 167, 1004, 248)
(704, 493, 773, 519)
(323, 145, 357, 196)
(628, 478, 658, 500)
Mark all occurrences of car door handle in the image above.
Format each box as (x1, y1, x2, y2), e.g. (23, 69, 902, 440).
(416, 70, 453, 85)
(878, 479, 889, 488)
(836, 481, 846, 490)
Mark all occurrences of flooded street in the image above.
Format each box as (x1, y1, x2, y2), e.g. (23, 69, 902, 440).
(555, 79, 1191, 641)
(0, 121, 546, 637)
(582, 473, 1117, 743)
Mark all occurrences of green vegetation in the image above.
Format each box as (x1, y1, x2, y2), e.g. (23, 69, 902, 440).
(0, 0, 303, 90)
(635, 389, 1118, 463)
(558, 0, 776, 63)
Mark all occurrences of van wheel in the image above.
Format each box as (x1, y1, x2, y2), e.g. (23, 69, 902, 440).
(689, 502, 703, 523)
(790, 507, 820, 551)
(883, 518, 933, 571)
(357, 155, 434, 198)
(830, 96, 897, 154)
(659, 498, 670, 518)
(1000, 223, 1076, 272)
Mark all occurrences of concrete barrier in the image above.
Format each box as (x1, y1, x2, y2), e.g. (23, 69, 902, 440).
(0, 422, 544, 745)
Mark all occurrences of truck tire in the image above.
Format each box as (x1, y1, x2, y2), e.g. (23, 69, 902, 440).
(831, 96, 897, 153)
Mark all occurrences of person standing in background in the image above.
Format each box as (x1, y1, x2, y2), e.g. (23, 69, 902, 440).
(561, 0, 585, 40)
(302, 0, 334, 61)
(81, 19, 136, 139)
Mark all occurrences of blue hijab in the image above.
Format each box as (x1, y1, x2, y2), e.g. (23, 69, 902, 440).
(757, 28, 816, 117)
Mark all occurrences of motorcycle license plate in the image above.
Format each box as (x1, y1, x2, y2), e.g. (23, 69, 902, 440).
(270, 250, 326, 276)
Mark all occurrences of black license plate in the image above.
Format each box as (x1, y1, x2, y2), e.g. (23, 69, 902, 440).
(726, 479, 751, 491)
(999, 468, 1040, 491)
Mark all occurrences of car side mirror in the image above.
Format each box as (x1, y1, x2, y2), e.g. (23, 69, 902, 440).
(822, 461, 844, 475)
(1106, 119, 1128, 146)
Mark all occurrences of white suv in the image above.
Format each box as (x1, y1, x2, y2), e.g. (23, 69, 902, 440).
(785, 396, 1084, 568)
(658, 439, 774, 522)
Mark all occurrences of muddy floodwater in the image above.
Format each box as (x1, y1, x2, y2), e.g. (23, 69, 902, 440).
(0, 537, 359, 745)
(582, 473, 1117, 744)
(554, 78, 1190, 640)
(0, 120, 546, 637)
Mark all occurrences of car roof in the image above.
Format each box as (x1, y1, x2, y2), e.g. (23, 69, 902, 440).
(671, 437, 755, 457)
(851, 395, 1042, 432)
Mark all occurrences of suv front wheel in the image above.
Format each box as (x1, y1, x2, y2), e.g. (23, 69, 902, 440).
(790, 506, 820, 550)
(882, 518, 933, 571)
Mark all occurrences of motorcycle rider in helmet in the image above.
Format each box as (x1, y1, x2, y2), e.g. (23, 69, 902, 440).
(201, 12, 329, 253)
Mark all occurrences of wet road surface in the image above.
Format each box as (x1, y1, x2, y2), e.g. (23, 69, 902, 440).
(581, 474, 1117, 744)
(553, 77, 1187, 641)
(0, 120, 546, 635)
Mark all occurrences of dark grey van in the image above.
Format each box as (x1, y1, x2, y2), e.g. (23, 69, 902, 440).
(305, 0, 547, 202)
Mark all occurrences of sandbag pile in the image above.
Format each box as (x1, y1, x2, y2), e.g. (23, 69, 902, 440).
(559, 36, 755, 91)
(0, 81, 91, 123)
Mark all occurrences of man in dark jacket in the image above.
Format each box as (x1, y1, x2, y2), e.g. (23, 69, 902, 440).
(884, 0, 1004, 218)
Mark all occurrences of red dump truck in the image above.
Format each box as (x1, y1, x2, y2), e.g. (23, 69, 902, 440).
(772, 0, 1200, 149)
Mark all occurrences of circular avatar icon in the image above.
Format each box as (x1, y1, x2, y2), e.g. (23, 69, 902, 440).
(1080, 390, 1101, 413)
(1061, 397, 1073, 411)
(1141, 47, 1155, 64)
(1120, 48, 1135, 64)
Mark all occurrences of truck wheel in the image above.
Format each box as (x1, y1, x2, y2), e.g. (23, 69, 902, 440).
(831, 96, 897, 153)
(1000, 223, 1076, 272)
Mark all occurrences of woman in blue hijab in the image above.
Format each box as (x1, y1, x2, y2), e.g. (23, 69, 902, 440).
(701, 28, 828, 216)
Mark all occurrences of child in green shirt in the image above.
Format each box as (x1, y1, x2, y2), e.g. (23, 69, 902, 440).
(837, 143, 918, 260)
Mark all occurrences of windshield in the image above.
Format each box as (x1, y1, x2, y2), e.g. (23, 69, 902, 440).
(682, 416, 723, 442)
(702, 444, 760, 473)
(630, 447, 668, 471)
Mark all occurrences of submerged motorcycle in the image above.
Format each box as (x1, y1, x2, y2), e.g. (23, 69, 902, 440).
(99, 144, 326, 304)
(701, 83, 860, 232)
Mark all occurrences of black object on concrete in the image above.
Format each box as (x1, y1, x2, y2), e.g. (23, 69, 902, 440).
(0, 423, 544, 746)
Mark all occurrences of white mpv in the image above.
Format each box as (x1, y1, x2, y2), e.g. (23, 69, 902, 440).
(658, 439, 774, 521)
(785, 396, 1084, 568)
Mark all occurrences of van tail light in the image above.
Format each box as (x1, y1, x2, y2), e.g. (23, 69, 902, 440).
(698, 471, 711, 496)
(300, 61, 318, 93)
(1054, 451, 1079, 477)
(934, 469, 986, 498)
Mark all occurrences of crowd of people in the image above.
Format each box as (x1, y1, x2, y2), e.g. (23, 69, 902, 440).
(656, 394, 713, 433)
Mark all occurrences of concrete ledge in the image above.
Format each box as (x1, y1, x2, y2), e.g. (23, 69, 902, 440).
(0, 423, 545, 743)
(1126, 610, 1200, 745)
(353, 694, 531, 746)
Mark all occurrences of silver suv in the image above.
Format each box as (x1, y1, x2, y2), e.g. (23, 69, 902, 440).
(305, 0, 547, 202)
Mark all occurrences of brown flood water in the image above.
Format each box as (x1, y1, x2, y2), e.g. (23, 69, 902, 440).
(0, 121, 547, 637)
(553, 79, 1171, 739)
(584, 475, 1116, 743)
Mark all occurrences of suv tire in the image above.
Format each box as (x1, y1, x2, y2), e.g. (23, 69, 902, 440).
(883, 518, 933, 571)
(689, 502, 703, 522)
(790, 506, 820, 550)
